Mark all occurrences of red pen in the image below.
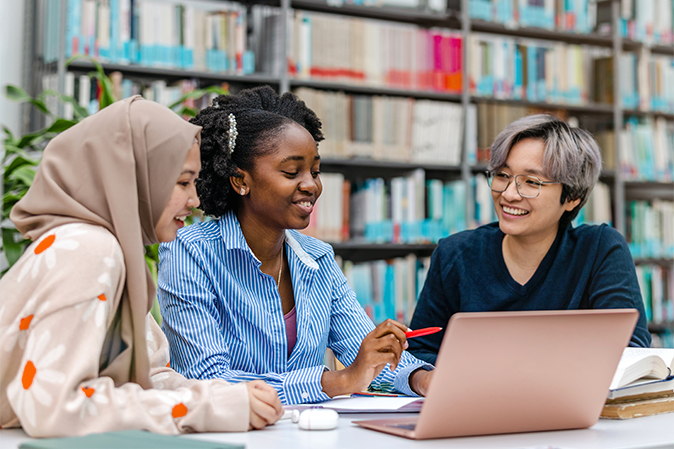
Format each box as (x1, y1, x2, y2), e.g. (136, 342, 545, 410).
(405, 327, 443, 339)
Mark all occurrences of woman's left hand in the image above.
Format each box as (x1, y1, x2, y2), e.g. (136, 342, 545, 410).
(409, 369, 433, 397)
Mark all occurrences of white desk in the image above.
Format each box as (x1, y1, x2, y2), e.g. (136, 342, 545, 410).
(2, 413, 674, 448)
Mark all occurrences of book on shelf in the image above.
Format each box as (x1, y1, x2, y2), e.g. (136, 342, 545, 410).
(573, 181, 612, 226)
(56, 0, 255, 74)
(280, 9, 462, 91)
(626, 199, 674, 259)
(43, 71, 224, 119)
(343, 255, 431, 325)
(471, 102, 570, 164)
(635, 264, 674, 325)
(468, 33, 611, 105)
(609, 347, 674, 390)
(620, 0, 674, 46)
(619, 117, 674, 182)
(294, 87, 465, 165)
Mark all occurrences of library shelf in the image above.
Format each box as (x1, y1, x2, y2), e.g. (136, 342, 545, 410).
(623, 108, 674, 120)
(329, 241, 437, 263)
(321, 157, 462, 181)
(624, 181, 674, 201)
(648, 322, 674, 334)
(289, 0, 457, 27)
(471, 96, 615, 115)
(66, 60, 282, 85)
(470, 19, 615, 47)
(633, 258, 674, 266)
(289, 79, 462, 101)
(622, 39, 674, 56)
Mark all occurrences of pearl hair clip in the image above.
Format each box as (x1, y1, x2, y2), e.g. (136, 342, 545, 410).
(228, 113, 238, 153)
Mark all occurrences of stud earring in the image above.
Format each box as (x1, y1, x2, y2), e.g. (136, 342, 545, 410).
(240, 188, 245, 195)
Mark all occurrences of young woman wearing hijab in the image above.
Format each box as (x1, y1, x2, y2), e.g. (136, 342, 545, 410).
(407, 114, 651, 365)
(157, 86, 434, 405)
(0, 96, 282, 437)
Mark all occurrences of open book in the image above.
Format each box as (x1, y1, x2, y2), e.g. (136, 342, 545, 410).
(610, 348, 674, 390)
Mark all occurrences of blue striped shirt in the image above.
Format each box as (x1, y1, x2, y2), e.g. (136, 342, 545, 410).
(157, 211, 432, 405)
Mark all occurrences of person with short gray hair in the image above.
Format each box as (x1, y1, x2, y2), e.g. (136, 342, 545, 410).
(408, 114, 650, 365)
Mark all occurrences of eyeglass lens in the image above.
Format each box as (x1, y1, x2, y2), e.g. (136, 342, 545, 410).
(488, 173, 542, 198)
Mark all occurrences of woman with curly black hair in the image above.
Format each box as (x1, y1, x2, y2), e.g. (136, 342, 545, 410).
(157, 86, 434, 404)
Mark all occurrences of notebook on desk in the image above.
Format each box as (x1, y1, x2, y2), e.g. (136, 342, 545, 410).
(354, 309, 638, 440)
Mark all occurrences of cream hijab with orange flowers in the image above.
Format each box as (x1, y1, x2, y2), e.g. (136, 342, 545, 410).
(10, 96, 201, 389)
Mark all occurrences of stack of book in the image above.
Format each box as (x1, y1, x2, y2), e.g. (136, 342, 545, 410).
(603, 348, 674, 419)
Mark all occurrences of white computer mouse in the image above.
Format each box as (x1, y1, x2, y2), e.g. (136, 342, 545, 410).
(297, 408, 339, 431)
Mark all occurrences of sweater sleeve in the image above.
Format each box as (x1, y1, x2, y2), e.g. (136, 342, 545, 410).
(588, 226, 652, 348)
(4, 227, 249, 438)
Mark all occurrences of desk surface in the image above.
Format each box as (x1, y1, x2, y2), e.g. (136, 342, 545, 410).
(2, 413, 674, 449)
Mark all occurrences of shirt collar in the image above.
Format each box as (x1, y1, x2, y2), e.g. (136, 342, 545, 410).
(218, 210, 319, 271)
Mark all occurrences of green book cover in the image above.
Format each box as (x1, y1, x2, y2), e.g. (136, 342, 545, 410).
(19, 430, 244, 449)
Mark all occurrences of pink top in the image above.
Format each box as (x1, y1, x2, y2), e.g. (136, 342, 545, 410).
(284, 307, 297, 357)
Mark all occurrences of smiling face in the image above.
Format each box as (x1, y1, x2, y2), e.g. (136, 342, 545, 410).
(492, 138, 579, 242)
(155, 142, 201, 242)
(233, 123, 322, 231)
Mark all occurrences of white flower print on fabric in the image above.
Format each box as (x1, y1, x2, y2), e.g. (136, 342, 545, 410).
(147, 389, 193, 428)
(65, 382, 110, 418)
(3, 297, 51, 352)
(74, 256, 117, 328)
(7, 330, 67, 427)
(17, 225, 86, 282)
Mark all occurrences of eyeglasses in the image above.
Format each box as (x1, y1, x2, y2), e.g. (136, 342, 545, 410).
(486, 171, 560, 199)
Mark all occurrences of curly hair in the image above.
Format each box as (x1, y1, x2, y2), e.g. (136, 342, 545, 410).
(190, 86, 324, 217)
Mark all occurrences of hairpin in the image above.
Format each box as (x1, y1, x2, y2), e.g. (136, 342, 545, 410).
(228, 113, 238, 153)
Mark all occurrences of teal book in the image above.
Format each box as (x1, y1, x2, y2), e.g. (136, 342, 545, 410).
(19, 430, 244, 449)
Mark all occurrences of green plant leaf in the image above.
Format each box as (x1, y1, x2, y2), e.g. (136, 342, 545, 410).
(2, 228, 28, 268)
(4, 155, 39, 176)
(5, 85, 53, 115)
(3, 125, 16, 142)
(45, 118, 79, 134)
(9, 165, 36, 187)
(16, 130, 48, 148)
(5, 85, 31, 102)
(40, 89, 89, 119)
(173, 107, 198, 118)
(67, 55, 116, 109)
(167, 85, 229, 110)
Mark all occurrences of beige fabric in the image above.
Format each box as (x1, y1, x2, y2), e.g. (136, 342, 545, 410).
(10, 96, 200, 389)
(0, 224, 249, 436)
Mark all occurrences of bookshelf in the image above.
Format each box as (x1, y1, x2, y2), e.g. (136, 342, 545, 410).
(26, 0, 674, 341)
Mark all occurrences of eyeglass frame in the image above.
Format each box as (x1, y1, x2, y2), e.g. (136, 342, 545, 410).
(485, 170, 560, 199)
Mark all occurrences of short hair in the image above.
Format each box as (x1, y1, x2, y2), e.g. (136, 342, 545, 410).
(190, 86, 324, 217)
(487, 114, 602, 228)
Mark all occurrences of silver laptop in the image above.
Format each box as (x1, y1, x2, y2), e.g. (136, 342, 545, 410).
(355, 309, 638, 439)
